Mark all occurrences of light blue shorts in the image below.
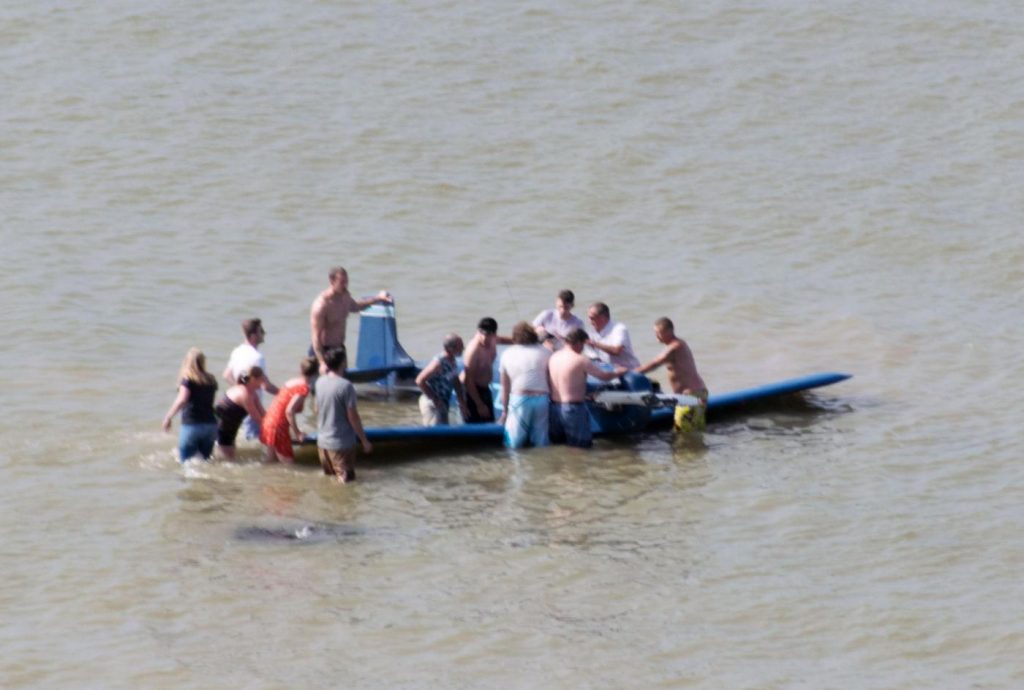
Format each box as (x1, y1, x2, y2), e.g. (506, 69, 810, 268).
(504, 394, 549, 449)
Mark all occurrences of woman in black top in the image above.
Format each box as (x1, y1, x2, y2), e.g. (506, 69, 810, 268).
(163, 348, 219, 461)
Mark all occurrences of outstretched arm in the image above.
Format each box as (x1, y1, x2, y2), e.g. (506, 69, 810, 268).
(634, 344, 674, 375)
(586, 362, 627, 382)
(355, 291, 393, 310)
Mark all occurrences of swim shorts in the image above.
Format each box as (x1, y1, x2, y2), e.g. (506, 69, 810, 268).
(674, 401, 707, 433)
(503, 394, 549, 449)
(464, 384, 494, 423)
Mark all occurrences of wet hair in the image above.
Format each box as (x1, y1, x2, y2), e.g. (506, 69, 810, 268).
(324, 346, 347, 373)
(565, 328, 589, 346)
(512, 321, 539, 345)
(477, 317, 498, 335)
(329, 266, 347, 282)
(655, 317, 674, 332)
(299, 357, 318, 377)
(589, 302, 610, 319)
(443, 333, 463, 352)
(241, 318, 263, 338)
(558, 289, 575, 306)
(178, 347, 216, 386)
(238, 366, 264, 385)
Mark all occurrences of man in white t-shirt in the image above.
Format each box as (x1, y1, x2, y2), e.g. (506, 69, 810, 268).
(532, 289, 585, 351)
(585, 302, 640, 370)
(223, 318, 279, 439)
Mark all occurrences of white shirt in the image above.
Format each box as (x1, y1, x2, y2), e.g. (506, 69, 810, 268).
(532, 309, 585, 346)
(227, 343, 267, 381)
(586, 320, 640, 369)
(500, 345, 551, 394)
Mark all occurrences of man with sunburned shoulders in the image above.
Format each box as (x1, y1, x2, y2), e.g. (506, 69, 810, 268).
(634, 317, 709, 432)
(461, 317, 501, 423)
(310, 266, 392, 374)
(548, 328, 627, 448)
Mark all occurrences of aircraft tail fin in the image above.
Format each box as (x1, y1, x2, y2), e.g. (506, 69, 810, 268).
(352, 302, 418, 382)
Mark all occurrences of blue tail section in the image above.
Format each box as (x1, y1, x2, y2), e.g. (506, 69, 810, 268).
(348, 303, 419, 384)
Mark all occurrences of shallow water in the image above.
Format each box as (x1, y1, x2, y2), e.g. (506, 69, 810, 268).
(2, 1, 1023, 687)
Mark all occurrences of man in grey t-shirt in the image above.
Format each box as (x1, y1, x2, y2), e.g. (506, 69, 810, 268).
(315, 346, 371, 483)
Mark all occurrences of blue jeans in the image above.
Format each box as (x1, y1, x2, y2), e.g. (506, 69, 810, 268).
(549, 402, 593, 448)
(179, 423, 217, 461)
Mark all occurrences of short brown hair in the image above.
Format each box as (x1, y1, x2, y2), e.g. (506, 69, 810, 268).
(558, 289, 575, 306)
(300, 357, 318, 377)
(241, 318, 263, 338)
(565, 328, 589, 345)
(655, 317, 674, 332)
(512, 321, 539, 345)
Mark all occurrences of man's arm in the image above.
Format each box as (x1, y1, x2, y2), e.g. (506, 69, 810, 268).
(415, 359, 444, 408)
(586, 362, 628, 381)
(346, 404, 372, 454)
(453, 378, 469, 418)
(310, 297, 326, 369)
(460, 347, 486, 411)
(354, 290, 393, 310)
(591, 338, 625, 356)
(635, 343, 676, 374)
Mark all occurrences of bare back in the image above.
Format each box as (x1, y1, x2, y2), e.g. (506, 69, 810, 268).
(664, 338, 707, 396)
(548, 348, 591, 403)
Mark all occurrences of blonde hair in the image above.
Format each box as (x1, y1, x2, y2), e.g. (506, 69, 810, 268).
(178, 348, 216, 386)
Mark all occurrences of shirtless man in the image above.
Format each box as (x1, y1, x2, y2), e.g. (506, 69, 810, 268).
(461, 317, 500, 423)
(548, 328, 626, 447)
(634, 317, 709, 432)
(310, 266, 392, 374)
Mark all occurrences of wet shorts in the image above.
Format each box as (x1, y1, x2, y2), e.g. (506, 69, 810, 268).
(318, 447, 356, 482)
(674, 401, 707, 433)
(549, 402, 593, 448)
(464, 384, 494, 423)
(504, 394, 549, 449)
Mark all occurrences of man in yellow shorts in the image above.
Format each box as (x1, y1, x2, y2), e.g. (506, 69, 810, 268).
(633, 317, 709, 432)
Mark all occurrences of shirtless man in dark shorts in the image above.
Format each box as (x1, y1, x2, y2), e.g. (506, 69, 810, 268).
(461, 317, 500, 423)
(310, 266, 392, 374)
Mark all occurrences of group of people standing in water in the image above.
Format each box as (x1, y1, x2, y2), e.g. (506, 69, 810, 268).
(413, 288, 708, 450)
(163, 268, 707, 482)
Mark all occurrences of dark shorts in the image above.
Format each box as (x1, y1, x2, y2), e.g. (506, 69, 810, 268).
(464, 383, 494, 423)
(217, 414, 244, 447)
(318, 447, 356, 482)
(549, 402, 593, 448)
